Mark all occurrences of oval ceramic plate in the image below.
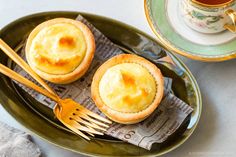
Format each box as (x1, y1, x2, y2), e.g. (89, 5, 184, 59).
(0, 12, 201, 156)
(144, 0, 236, 61)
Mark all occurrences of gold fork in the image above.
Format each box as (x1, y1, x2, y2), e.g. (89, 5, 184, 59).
(0, 39, 111, 140)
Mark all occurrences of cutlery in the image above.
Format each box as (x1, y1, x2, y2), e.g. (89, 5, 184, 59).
(0, 39, 111, 140)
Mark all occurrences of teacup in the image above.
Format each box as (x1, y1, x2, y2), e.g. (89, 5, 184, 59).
(180, 0, 236, 33)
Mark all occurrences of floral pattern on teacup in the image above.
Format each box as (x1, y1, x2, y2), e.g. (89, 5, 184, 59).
(187, 10, 224, 30)
(180, 0, 230, 33)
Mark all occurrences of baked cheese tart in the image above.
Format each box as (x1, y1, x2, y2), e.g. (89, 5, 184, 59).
(25, 18, 95, 84)
(91, 54, 164, 124)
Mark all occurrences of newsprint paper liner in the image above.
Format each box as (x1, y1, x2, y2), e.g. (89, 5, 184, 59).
(14, 15, 193, 150)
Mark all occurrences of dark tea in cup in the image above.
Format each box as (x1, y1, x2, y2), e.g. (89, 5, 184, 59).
(193, 0, 233, 5)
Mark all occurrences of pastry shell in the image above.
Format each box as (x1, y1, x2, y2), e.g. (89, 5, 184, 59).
(25, 18, 95, 84)
(91, 54, 164, 124)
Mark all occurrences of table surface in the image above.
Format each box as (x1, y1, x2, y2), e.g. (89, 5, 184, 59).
(1, 0, 236, 157)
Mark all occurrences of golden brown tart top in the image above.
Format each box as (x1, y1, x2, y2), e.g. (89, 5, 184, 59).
(26, 18, 95, 84)
(91, 54, 164, 124)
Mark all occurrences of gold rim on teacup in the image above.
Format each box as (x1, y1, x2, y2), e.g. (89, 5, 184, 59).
(191, 0, 234, 8)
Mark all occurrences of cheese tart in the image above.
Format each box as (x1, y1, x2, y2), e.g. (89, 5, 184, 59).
(25, 18, 95, 84)
(91, 54, 164, 124)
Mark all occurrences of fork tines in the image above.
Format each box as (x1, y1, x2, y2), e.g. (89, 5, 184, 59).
(66, 107, 112, 140)
(71, 107, 111, 134)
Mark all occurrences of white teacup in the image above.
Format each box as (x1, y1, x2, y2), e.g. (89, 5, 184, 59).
(180, 0, 236, 33)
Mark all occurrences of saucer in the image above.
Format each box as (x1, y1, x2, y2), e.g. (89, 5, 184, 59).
(144, 0, 236, 61)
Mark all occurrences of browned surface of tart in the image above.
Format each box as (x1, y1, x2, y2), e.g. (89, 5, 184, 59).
(91, 54, 164, 124)
(25, 18, 95, 84)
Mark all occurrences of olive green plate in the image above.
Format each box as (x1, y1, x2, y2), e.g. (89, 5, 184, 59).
(144, 0, 236, 61)
(0, 12, 201, 156)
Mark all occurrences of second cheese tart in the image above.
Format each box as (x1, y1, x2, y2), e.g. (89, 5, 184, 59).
(91, 54, 164, 124)
(25, 18, 95, 84)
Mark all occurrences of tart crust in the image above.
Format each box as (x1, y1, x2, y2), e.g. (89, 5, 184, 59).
(91, 54, 164, 124)
(25, 18, 95, 84)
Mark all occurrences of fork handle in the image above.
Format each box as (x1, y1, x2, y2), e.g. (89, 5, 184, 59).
(0, 39, 57, 97)
(0, 63, 58, 102)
